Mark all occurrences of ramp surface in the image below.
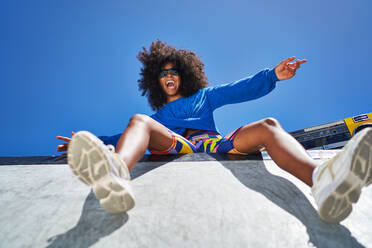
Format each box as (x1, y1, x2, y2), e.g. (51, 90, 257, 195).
(0, 151, 371, 247)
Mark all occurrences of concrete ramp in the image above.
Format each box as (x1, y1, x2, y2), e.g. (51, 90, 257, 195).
(0, 151, 371, 247)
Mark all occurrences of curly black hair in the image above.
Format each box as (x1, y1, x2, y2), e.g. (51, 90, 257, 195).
(137, 40, 209, 111)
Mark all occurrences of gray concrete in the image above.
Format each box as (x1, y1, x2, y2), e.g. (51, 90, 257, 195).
(0, 151, 371, 247)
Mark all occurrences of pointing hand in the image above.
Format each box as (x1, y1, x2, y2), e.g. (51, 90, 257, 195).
(56, 131, 75, 156)
(275, 56, 307, 81)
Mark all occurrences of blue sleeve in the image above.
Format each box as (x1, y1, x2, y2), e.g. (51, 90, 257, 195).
(205, 68, 278, 111)
(98, 134, 122, 146)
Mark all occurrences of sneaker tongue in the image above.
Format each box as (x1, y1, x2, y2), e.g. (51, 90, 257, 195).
(112, 153, 131, 180)
(312, 166, 320, 184)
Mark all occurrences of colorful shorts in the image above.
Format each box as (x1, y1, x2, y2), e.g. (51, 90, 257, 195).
(149, 128, 246, 155)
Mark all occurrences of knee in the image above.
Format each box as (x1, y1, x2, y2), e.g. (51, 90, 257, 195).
(259, 117, 282, 132)
(262, 117, 281, 127)
(128, 114, 151, 126)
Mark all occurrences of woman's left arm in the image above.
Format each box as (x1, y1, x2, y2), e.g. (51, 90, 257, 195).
(205, 57, 307, 111)
(275, 56, 307, 80)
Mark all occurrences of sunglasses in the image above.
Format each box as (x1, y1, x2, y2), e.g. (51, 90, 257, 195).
(159, 68, 179, 78)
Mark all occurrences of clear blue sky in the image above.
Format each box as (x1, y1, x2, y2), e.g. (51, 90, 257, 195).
(1, 0, 371, 156)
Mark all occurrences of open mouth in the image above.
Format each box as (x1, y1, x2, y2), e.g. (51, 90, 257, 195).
(166, 80, 176, 89)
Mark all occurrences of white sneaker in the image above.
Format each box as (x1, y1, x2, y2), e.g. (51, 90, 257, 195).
(67, 131, 135, 213)
(312, 128, 372, 223)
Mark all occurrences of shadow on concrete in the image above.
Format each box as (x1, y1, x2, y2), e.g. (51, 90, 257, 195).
(131, 153, 262, 180)
(131, 161, 173, 180)
(220, 159, 364, 248)
(131, 157, 181, 180)
(46, 191, 128, 248)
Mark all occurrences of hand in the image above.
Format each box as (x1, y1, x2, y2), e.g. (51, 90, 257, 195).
(56, 131, 75, 156)
(275, 56, 307, 81)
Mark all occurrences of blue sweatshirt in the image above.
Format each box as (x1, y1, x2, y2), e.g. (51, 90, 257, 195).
(99, 68, 278, 146)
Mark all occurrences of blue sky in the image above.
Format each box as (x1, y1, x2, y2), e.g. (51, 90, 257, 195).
(1, 0, 371, 156)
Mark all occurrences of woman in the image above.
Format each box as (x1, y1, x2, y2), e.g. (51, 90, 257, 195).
(57, 40, 372, 223)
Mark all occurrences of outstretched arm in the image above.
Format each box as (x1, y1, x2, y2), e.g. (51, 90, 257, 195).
(275, 56, 307, 81)
(205, 56, 306, 110)
(205, 68, 278, 110)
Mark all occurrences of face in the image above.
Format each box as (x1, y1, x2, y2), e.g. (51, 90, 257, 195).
(158, 62, 182, 102)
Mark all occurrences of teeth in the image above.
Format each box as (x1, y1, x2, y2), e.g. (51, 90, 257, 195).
(166, 80, 175, 86)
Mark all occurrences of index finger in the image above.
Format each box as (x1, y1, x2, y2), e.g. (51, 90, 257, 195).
(297, 59, 307, 65)
(56, 136, 71, 142)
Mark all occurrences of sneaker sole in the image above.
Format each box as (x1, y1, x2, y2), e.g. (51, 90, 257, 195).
(318, 128, 372, 223)
(67, 131, 134, 213)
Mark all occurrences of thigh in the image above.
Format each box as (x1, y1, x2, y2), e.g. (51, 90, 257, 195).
(222, 120, 273, 154)
(146, 116, 175, 151)
(144, 116, 197, 154)
(230, 119, 274, 154)
(124, 114, 174, 152)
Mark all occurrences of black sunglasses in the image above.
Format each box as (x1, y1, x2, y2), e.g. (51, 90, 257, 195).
(159, 68, 179, 78)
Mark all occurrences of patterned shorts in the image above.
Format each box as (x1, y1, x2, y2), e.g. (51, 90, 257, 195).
(149, 128, 246, 155)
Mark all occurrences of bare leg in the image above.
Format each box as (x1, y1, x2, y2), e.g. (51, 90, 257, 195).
(115, 114, 173, 171)
(232, 118, 317, 186)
